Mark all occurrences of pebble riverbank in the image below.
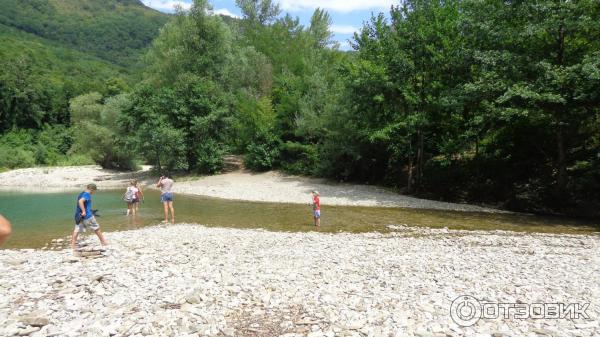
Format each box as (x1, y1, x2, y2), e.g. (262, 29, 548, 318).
(0, 166, 502, 212)
(1, 225, 599, 337)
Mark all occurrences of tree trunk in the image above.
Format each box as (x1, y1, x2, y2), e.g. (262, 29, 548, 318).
(407, 158, 414, 193)
(407, 139, 414, 193)
(415, 130, 424, 192)
(156, 149, 162, 172)
(556, 126, 567, 195)
(555, 20, 567, 195)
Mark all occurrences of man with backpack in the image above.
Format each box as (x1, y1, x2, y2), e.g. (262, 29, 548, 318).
(71, 183, 108, 251)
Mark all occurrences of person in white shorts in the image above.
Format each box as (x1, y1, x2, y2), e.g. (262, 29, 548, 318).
(71, 183, 107, 251)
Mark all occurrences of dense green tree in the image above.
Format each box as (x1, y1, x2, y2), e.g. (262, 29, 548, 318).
(126, 0, 234, 173)
(70, 92, 136, 170)
(235, 0, 281, 25)
(321, 0, 600, 215)
(459, 0, 600, 210)
(332, 1, 462, 190)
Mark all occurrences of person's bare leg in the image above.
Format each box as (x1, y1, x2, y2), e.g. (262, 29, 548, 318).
(71, 229, 80, 250)
(0, 215, 11, 246)
(94, 229, 108, 246)
(163, 202, 169, 223)
(316, 217, 321, 227)
(168, 201, 175, 223)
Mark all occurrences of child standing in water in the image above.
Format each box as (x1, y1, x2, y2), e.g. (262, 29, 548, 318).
(124, 180, 139, 215)
(133, 179, 144, 213)
(311, 190, 321, 227)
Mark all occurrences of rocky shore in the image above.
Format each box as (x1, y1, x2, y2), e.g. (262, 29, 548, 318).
(1, 225, 599, 337)
(0, 166, 152, 191)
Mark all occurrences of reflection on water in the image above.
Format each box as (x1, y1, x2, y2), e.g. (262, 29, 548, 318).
(0, 189, 598, 249)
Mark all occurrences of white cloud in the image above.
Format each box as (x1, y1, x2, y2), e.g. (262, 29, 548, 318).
(337, 40, 353, 51)
(278, 0, 396, 13)
(330, 24, 358, 34)
(212, 8, 241, 18)
(142, 0, 192, 12)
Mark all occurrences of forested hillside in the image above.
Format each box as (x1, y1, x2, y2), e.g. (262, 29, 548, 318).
(0, 0, 167, 168)
(1, 0, 599, 218)
(0, 0, 168, 66)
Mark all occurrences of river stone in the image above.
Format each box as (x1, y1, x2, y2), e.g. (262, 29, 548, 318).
(185, 293, 202, 304)
(491, 330, 513, 337)
(346, 319, 366, 330)
(7, 258, 28, 266)
(414, 330, 434, 337)
(221, 327, 235, 336)
(20, 316, 49, 327)
(17, 326, 41, 336)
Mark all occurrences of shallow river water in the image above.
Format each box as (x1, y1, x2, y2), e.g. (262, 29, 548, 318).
(0, 189, 597, 249)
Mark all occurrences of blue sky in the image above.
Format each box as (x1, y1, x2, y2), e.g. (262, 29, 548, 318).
(141, 0, 398, 49)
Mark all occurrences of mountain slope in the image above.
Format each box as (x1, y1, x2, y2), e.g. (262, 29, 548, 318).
(0, 24, 126, 92)
(0, 0, 169, 67)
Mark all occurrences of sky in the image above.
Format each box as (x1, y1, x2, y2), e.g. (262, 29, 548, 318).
(140, 0, 398, 49)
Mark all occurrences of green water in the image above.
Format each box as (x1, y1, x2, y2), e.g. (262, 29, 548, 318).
(0, 189, 598, 249)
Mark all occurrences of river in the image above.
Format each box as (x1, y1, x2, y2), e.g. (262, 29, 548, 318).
(0, 189, 597, 249)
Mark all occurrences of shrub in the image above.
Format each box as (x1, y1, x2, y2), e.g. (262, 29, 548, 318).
(70, 93, 138, 170)
(0, 145, 36, 169)
(279, 141, 318, 175)
(196, 139, 225, 174)
(137, 122, 188, 172)
(56, 154, 94, 166)
(244, 132, 280, 171)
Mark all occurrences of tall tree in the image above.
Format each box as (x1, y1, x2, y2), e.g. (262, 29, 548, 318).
(128, 0, 233, 173)
(309, 8, 333, 48)
(235, 0, 281, 25)
(462, 0, 600, 203)
(342, 0, 462, 191)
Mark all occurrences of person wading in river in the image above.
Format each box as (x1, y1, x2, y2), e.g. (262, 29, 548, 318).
(71, 183, 108, 251)
(133, 179, 144, 213)
(311, 190, 321, 227)
(157, 175, 175, 223)
(0, 214, 12, 246)
(123, 180, 139, 216)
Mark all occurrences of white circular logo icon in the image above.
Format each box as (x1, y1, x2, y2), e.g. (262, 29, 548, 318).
(450, 295, 481, 326)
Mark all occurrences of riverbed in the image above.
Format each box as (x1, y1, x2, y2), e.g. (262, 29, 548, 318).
(0, 189, 598, 249)
(1, 225, 599, 337)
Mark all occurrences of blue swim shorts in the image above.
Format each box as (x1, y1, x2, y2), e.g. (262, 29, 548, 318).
(160, 192, 173, 203)
(313, 210, 321, 218)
